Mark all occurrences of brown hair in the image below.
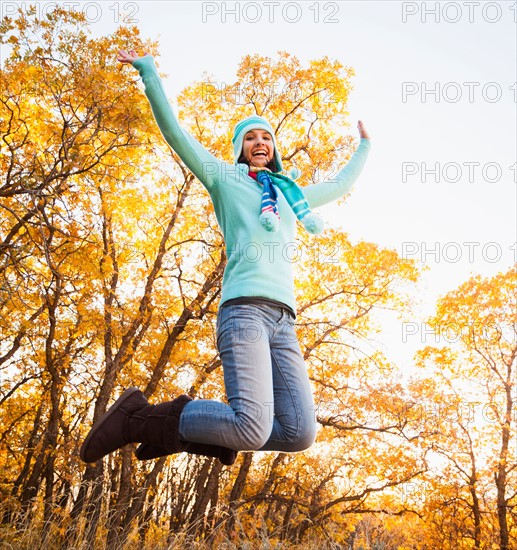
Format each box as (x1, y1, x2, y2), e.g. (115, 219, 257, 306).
(238, 153, 278, 173)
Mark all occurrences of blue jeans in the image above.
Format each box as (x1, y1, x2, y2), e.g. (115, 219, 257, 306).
(178, 303, 317, 451)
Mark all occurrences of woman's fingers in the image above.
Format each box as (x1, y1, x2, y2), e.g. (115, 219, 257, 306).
(117, 49, 135, 64)
(117, 49, 151, 64)
(358, 120, 370, 139)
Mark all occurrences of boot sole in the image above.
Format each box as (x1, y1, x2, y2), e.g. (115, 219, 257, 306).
(80, 387, 141, 462)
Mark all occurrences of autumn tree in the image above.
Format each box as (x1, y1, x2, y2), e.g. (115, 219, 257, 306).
(0, 4, 163, 535)
(0, 6, 441, 549)
(410, 266, 517, 549)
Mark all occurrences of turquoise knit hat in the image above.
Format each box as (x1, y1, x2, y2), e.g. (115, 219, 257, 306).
(232, 115, 324, 234)
(232, 115, 283, 172)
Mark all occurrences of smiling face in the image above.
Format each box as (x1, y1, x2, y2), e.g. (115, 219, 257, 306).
(241, 129, 275, 168)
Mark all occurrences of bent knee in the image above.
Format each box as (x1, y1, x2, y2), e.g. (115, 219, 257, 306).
(234, 416, 272, 451)
(291, 423, 317, 452)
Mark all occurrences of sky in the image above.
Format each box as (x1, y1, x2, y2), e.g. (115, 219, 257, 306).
(2, 0, 515, 372)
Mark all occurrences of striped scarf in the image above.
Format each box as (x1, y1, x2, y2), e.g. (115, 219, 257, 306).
(256, 170, 280, 224)
(249, 167, 324, 234)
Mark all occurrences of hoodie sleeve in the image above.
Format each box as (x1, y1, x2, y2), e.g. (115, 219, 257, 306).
(132, 56, 223, 193)
(303, 138, 371, 208)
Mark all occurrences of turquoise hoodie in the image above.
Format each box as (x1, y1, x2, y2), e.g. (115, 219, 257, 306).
(132, 56, 371, 315)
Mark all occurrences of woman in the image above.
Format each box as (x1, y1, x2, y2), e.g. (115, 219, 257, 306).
(80, 50, 371, 466)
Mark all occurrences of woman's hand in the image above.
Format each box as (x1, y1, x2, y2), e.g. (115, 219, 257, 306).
(358, 120, 370, 140)
(117, 49, 150, 65)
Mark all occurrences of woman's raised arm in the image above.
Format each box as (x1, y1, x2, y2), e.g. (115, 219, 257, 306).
(303, 121, 371, 209)
(118, 50, 223, 193)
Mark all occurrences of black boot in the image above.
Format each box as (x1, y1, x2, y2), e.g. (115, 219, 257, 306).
(135, 441, 238, 466)
(80, 388, 191, 463)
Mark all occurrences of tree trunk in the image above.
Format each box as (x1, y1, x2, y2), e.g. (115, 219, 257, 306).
(66, 461, 104, 546)
(188, 457, 213, 532)
(495, 362, 514, 550)
(5, 399, 45, 524)
(225, 452, 253, 537)
(106, 446, 134, 548)
(136, 457, 167, 544)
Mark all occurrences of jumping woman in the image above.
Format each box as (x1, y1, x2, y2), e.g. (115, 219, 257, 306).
(80, 50, 371, 466)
